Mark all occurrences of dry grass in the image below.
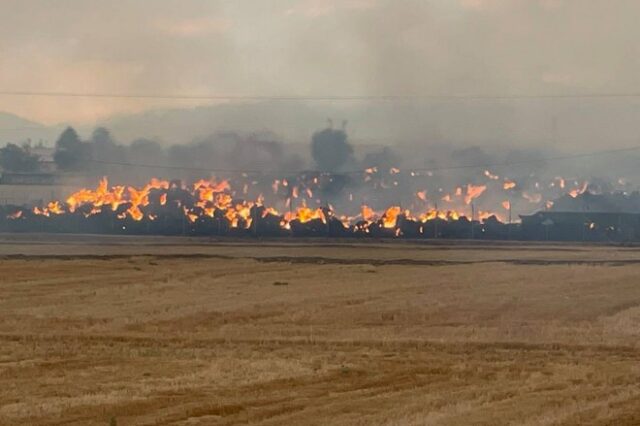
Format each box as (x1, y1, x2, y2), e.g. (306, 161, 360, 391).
(1, 235, 640, 425)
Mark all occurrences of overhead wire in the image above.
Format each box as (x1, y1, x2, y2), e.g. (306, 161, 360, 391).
(3, 90, 640, 101)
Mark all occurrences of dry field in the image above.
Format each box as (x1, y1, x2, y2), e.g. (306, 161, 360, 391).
(2, 235, 640, 425)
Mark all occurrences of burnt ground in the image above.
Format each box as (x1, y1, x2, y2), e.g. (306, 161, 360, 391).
(2, 235, 640, 425)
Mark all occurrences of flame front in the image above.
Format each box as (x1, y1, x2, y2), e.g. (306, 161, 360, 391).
(10, 168, 609, 237)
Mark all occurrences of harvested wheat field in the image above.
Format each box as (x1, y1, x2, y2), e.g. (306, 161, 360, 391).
(2, 235, 640, 425)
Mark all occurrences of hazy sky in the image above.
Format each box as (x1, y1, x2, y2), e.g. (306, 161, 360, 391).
(0, 0, 639, 125)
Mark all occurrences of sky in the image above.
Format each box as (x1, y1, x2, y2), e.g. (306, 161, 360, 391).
(0, 0, 639, 125)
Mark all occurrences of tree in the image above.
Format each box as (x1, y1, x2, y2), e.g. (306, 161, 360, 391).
(54, 127, 90, 171)
(0, 143, 40, 172)
(88, 127, 129, 175)
(129, 138, 165, 165)
(91, 127, 115, 147)
(310, 127, 353, 172)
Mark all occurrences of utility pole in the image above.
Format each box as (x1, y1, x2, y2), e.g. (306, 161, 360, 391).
(252, 207, 258, 238)
(325, 202, 331, 238)
(508, 200, 512, 240)
(434, 201, 438, 239)
(470, 203, 475, 240)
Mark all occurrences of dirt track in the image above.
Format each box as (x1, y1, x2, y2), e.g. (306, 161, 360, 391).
(2, 235, 640, 425)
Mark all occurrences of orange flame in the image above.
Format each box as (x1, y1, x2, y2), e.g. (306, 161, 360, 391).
(382, 206, 401, 229)
(568, 181, 589, 198)
(503, 180, 516, 190)
(464, 184, 487, 205)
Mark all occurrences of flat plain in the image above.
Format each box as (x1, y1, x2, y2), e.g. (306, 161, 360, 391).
(2, 235, 640, 425)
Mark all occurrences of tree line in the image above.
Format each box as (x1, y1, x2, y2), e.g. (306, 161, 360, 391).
(0, 123, 403, 181)
(0, 126, 99, 173)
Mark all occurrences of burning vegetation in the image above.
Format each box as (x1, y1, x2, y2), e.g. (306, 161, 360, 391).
(2, 125, 639, 241)
(2, 165, 628, 241)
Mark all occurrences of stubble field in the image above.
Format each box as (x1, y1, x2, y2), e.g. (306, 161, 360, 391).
(2, 235, 640, 425)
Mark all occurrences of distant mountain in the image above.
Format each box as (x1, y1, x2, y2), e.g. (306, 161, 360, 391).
(0, 112, 62, 147)
(0, 111, 42, 129)
(98, 98, 640, 153)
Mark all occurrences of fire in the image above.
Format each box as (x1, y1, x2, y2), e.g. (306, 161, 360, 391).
(193, 179, 228, 192)
(6, 169, 615, 237)
(128, 206, 144, 221)
(126, 187, 150, 221)
(65, 177, 128, 213)
(185, 208, 199, 223)
(263, 206, 280, 217)
(568, 181, 589, 198)
(464, 184, 487, 205)
(236, 204, 253, 226)
(382, 206, 402, 229)
(522, 192, 542, 203)
(33, 201, 64, 217)
(418, 209, 460, 221)
(484, 170, 499, 180)
(477, 211, 497, 221)
(48, 201, 63, 214)
(283, 202, 326, 224)
(361, 205, 376, 221)
(297, 206, 326, 224)
(503, 180, 516, 190)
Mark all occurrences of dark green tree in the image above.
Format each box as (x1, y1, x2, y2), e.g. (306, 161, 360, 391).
(90, 127, 114, 147)
(129, 138, 165, 166)
(310, 127, 353, 172)
(54, 127, 90, 171)
(89, 127, 126, 175)
(0, 143, 40, 172)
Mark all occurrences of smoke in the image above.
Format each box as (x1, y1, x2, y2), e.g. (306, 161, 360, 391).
(5, 1, 640, 223)
(44, 122, 638, 219)
(52, 126, 304, 187)
(2, 0, 640, 144)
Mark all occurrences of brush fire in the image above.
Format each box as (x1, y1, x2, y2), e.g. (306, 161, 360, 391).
(4, 166, 640, 242)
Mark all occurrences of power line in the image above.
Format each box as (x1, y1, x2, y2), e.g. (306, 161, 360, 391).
(85, 159, 288, 175)
(0, 126, 49, 132)
(3, 90, 640, 101)
(83, 145, 640, 176)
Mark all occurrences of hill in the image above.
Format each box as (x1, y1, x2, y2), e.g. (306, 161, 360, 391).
(0, 112, 61, 146)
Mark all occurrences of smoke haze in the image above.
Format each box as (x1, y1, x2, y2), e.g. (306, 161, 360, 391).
(0, 0, 639, 153)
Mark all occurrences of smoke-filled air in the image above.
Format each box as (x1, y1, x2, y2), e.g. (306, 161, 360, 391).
(2, 1, 640, 241)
